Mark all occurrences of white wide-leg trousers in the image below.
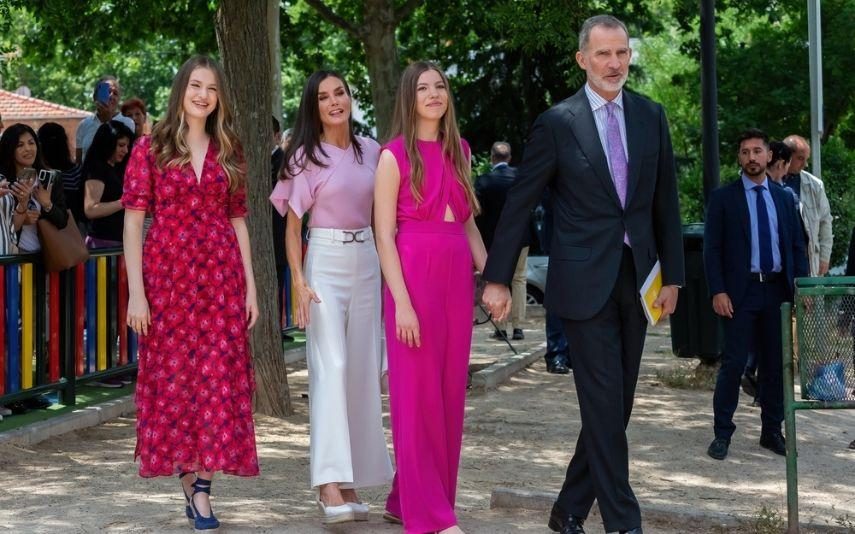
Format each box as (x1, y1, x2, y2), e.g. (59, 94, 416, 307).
(304, 228, 393, 489)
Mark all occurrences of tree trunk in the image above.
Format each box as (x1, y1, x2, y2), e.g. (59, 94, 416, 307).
(268, 0, 283, 125)
(362, 0, 401, 139)
(216, 0, 293, 417)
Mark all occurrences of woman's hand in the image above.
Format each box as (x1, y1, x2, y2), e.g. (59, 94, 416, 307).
(395, 303, 421, 348)
(127, 293, 152, 336)
(294, 281, 321, 329)
(33, 181, 52, 207)
(0, 179, 11, 196)
(10, 180, 33, 206)
(24, 209, 40, 225)
(246, 289, 259, 329)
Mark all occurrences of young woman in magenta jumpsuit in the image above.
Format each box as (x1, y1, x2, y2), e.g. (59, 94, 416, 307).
(123, 56, 259, 533)
(374, 61, 487, 534)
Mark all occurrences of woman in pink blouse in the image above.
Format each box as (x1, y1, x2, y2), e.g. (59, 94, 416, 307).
(270, 70, 392, 524)
(123, 56, 259, 533)
(374, 61, 487, 534)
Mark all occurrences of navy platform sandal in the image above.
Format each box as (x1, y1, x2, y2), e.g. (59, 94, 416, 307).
(190, 477, 220, 532)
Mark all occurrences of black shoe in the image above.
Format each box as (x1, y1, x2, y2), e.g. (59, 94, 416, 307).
(512, 328, 524, 340)
(741, 373, 757, 397)
(760, 431, 786, 456)
(620, 528, 643, 534)
(548, 503, 585, 533)
(707, 437, 730, 460)
(546, 356, 570, 374)
(848, 439, 855, 450)
(491, 329, 508, 340)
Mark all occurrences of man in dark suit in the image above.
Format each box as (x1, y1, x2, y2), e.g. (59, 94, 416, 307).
(704, 129, 808, 461)
(475, 142, 529, 341)
(481, 14, 684, 534)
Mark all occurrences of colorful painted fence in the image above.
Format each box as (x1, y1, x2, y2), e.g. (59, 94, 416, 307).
(0, 248, 137, 407)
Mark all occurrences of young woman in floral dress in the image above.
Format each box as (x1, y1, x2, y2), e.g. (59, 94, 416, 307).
(122, 55, 259, 533)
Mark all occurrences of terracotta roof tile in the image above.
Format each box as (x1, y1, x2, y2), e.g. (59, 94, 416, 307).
(0, 89, 88, 120)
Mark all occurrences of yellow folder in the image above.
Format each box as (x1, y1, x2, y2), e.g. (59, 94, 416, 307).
(639, 260, 663, 326)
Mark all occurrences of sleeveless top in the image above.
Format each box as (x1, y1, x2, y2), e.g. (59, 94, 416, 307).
(382, 136, 472, 223)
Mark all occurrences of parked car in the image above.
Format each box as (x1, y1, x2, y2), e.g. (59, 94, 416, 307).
(526, 254, 548, 305)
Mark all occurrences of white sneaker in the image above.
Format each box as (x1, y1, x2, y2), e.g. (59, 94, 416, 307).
(317, 499, 355, 524)
(0, 405, 11, 416)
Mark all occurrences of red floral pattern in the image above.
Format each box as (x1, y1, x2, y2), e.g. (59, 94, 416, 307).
(122, 136, 259, 477)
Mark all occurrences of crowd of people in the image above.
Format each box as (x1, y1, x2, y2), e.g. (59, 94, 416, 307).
(0, 11, 851, 534)
(0, 76, 149, 258)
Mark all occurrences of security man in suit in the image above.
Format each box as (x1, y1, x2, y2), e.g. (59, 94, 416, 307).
(704, 129, 808, 461)
(482, 14, 684, 534)
(475, 141, 529, 341)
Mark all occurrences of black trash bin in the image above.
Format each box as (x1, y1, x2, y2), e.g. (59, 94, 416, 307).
(669, 223, 722, 362)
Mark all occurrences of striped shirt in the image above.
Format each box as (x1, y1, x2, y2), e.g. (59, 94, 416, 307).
(0, 194, 17, 255)
(583, 83, 628, 177)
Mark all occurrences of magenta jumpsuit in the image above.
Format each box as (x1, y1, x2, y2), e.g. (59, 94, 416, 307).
(383, 136, 474, 533)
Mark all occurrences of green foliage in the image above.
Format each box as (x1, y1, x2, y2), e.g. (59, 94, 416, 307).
(0, 3, 212, 119)
(820, 136, 855, 267)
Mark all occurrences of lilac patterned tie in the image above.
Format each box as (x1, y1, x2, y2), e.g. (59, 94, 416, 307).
(606, 102, 630, 245)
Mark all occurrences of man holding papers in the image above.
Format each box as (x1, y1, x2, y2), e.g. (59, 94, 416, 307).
(481, 14, 683, 534)
(704, 129, 807, 460)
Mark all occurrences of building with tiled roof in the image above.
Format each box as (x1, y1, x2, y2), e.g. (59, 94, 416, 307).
(0, 89, 89, 155)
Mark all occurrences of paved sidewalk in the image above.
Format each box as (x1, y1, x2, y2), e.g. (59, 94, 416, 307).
(0, 307, 852, 532)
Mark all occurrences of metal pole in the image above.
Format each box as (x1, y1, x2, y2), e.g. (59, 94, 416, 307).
(781, 302, 800, 533)
(700, 0, 720, 205)
(807, 0, 823, 177)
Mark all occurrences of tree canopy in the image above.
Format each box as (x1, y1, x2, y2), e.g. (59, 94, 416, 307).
(2, 0, 854, 263)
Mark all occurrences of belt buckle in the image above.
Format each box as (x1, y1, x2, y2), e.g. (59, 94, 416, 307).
(342, 230, 365, 244)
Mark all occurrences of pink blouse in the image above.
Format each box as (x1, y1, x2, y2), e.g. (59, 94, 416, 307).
(383, 136, 472, 223)
(269, 136, 380, 229)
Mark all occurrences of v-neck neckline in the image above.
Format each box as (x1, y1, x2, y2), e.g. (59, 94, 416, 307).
(190, 139, 211, 185)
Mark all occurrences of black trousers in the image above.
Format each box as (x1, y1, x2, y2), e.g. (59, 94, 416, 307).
(555, 246, 646, 532)
(713, 278, 787, 440)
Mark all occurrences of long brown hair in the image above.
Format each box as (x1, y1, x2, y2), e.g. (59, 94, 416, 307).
(150, 55, 244, 191)
(388, 61, 478, 212)
(283, 70, 363, 179)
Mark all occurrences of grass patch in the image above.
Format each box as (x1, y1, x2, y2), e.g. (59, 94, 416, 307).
(655, 360, 718, 390)
(744, 505, 785, 534)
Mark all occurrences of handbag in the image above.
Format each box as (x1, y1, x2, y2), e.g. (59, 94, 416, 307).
(37, 210, 90, 272)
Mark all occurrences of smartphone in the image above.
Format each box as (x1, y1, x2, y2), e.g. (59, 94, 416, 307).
(95, 81, 112, 105)
(38, 169, 56, 189)
(19, 167, 37, 185)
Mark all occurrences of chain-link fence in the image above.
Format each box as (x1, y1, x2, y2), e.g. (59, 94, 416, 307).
(784, 277, 855, 533)
(795, 292, 855, 401)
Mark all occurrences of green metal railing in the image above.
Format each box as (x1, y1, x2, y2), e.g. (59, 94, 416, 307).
(782, 276, 855, 533)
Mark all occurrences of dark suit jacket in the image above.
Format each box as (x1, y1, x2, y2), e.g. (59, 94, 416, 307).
(482, 87, 685, 320)
(475, 164, 518, 250)
(271, 147, 286, 267)
(703, 178, 808, 308)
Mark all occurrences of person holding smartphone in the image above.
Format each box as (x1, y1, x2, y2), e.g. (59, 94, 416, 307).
(75, 76, 136, 163)
(83, 121, 134, 248)
(0, 123, 68, 253)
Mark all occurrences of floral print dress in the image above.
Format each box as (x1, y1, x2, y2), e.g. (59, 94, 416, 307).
(122, 136, 259, 477)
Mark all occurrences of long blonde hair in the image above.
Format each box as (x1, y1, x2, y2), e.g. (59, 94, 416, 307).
(150, 55, 244, 192)
(388, 61, 479, 212)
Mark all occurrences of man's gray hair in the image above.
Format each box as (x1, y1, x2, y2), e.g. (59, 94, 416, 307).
(578, 15, 629, 51)
(491, 142, 511, 162)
